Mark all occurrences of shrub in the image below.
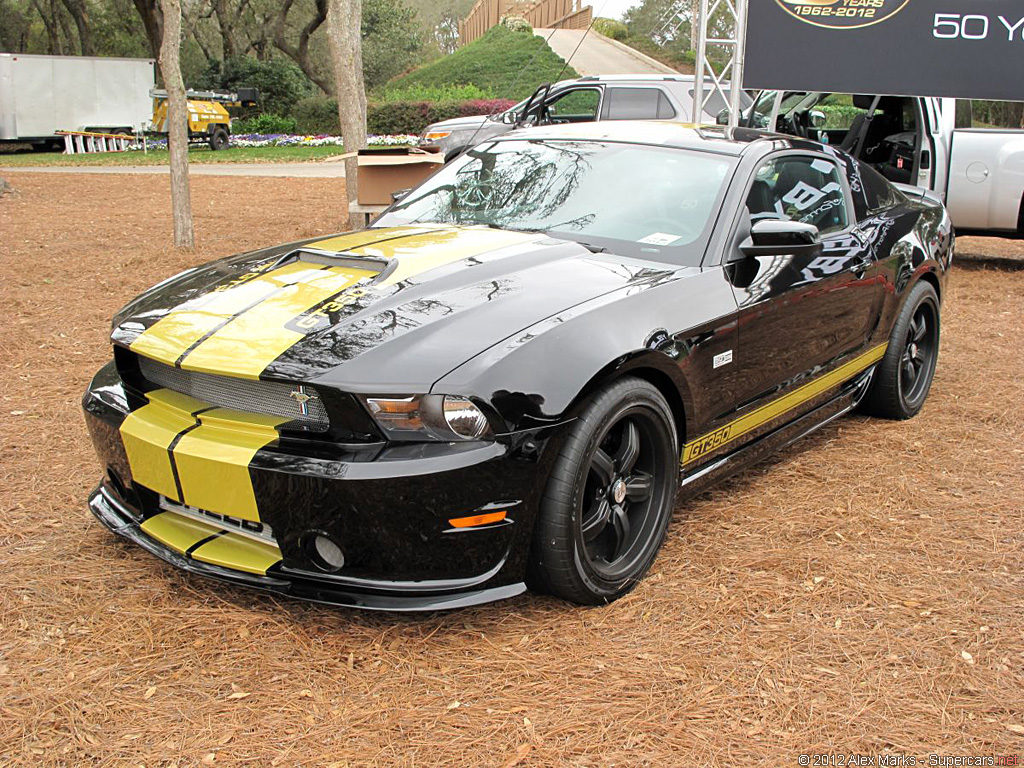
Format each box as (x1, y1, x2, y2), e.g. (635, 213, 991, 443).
(593, 18, 627, 41)
(500, 15, 532, 33)
(375, 83, 496, 103)
(193, 56, 314, 119)
(383, 26, 577, 101)
(367, 98, 517, 135)
(232, 113, 298, 134)
(292, 96, 341, 134)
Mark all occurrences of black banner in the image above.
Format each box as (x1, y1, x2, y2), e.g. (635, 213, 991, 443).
(744, 0, 1024, 101)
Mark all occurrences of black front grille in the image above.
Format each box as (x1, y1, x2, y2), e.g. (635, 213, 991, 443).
(136, 354, 329, 432)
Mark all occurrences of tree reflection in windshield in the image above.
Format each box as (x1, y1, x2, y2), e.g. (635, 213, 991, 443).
(378, 139, 734, 261)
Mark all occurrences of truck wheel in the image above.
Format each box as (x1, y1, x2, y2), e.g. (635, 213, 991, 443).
(209, 128, 229, 151)
(861, 280, 940, 420)
(529, 377, 679, 605)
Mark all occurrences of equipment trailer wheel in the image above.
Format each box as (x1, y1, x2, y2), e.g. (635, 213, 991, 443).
(209, 128, 229, 151)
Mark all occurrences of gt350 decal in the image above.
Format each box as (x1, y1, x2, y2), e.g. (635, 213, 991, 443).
(681, 343, 887, 466)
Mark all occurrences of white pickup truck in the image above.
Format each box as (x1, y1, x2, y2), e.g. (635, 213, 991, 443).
(736, 91, 1024, 236)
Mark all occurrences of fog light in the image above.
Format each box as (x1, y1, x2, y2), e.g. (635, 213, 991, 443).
(305, 532, 346, 572)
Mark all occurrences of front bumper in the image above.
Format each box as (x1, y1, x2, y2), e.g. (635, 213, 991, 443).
(83, 362, 554, 610)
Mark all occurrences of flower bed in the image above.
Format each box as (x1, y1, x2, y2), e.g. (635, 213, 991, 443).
(130, 133, 419, 151)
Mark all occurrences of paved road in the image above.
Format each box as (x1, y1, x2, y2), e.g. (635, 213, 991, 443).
(535, 28, 679, 76)
(0, 162, 346, 177)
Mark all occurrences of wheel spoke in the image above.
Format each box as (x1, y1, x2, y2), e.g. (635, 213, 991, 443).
(581, 499, 611, 542)
(614, 420, 641, 474)
(625, 472, 653, 502)
(590, 449, 616, 487)
(609, 503, 631, 560)
(902, 358, 917, 388)
(912, 315, 927, 343)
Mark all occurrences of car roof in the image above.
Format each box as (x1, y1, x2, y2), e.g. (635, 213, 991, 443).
(488, 120, 788, 157)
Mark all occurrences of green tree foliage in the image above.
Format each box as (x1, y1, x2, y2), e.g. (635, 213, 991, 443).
(362, 0, 426, 90)
(195, 56, 314, 116)
(592, 17, 627, 41)
(382, 25, 577, 101)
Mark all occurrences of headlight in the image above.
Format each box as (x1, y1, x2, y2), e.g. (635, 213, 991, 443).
(362, 394, 492, 441)
(423, 130, 452, 141)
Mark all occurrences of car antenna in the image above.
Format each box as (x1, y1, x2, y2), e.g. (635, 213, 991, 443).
(454, 0, 610, 157)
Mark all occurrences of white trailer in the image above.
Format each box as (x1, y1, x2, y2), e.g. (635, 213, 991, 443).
(0, 53, 155, 146)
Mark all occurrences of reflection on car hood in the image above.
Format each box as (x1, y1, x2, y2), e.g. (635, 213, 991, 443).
(111, 225, 674, 390)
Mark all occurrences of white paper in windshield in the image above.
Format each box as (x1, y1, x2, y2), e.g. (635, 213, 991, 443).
(638, 232, 683, 246)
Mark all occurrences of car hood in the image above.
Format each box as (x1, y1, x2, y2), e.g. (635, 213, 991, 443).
(424, 115, 495, 132)
(111, 225, 675, 392)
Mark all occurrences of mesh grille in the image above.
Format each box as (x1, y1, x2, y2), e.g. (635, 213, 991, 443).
(137, 355, 329, 431)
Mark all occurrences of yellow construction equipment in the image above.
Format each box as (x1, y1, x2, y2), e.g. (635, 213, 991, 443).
(150, 87, 259, 150)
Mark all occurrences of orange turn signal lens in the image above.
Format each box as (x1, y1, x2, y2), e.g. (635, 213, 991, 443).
(448, 511, 507, 528)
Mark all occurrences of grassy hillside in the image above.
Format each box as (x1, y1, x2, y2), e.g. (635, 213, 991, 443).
(382, 26, 578, 101)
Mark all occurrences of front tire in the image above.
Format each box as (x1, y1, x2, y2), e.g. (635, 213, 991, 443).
(529, 377, 679, 605)
(862, 280, 940, 419)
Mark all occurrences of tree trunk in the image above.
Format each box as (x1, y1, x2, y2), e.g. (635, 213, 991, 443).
(132, 0, 165, 80)
(272, 0, 334, 95)
(60, 0, 94, 56)
(326, 0, 367, 230)
(159, 0, 195, 249)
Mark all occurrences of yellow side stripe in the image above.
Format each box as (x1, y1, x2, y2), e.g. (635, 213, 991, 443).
(682, 343, 887, 466)
(180, 265, 376, 380)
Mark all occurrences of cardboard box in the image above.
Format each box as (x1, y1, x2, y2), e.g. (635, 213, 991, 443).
(354, 147, 444, 206)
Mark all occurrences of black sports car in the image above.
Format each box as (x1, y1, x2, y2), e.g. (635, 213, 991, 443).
(83, 122, 952, 610)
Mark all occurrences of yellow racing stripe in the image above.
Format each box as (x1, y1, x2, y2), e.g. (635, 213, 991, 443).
(130, 260, 316, 367)
(119, 389, 208, 501)
(172, 408, 286, 522)
(140, 511, 222, 554)
(179, 265, 376, 379)
(190, 532, 282, 575)
(681, 343, 888, 466)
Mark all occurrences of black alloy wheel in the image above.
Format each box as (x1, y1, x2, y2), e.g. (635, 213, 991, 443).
(530, 377, 679, 605)
(862, 280, 940, 420)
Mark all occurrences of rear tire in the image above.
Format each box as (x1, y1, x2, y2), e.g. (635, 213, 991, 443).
(529, 377, 679, 605)
(862, 280, 940, 420)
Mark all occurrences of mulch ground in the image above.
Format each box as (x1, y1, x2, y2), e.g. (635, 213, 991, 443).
(1, 173, 1022, 767)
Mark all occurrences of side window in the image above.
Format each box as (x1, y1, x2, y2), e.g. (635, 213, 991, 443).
(746, 155, 849, 234)
(602, 88, 676, 120)
(818, 93, 869, 132)
(546, 88, 601, 122)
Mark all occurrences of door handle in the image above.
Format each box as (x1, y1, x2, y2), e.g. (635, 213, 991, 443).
(852, 259, 870, 279)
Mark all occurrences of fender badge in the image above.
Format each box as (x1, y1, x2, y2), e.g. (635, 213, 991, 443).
(713, 350, 733, 369)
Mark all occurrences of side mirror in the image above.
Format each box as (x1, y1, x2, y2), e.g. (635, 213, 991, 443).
(738, 219, 822, 259)
(808, 109, 827, 129)
(716, 107, 730, 126)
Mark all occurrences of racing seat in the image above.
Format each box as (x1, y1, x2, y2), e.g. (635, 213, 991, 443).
(746, 179, 778, 221)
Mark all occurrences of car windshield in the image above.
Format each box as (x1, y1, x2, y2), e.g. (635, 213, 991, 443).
(375, 139, 735, 262)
